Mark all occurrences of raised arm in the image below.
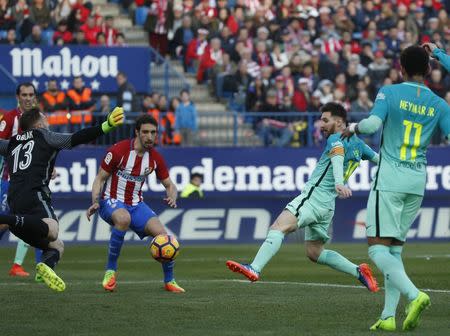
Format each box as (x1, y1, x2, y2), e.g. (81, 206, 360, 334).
(422, 42, 450, 73)
(42, 107, 124, 150)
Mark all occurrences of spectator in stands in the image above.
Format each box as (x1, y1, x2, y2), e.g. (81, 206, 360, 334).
(142, 94, 156, 113)
(101, 15, 118, 46)
(98, 94, 111, 115)
(292, 78, 311, 112)
(53, 0, 72, 24)
(80, 15, 100, 45)
(144, 0, 174, 56)
(316, 79, 334, 105)
(368, 50, 390, 89)
(185, 28, 209, 73)
(171, 15, 194, 59)
(29, 0, 52, 29)
(160, 96, 180, 146)
(22, 24, 48, 46)
(428, 68, 446, 98)
(66, 76, 96, 112)
(0, 0, 15, 30)
(271, 43, 289, 71)
(307, 90, 322, 112)
(41, 79, 66, 113)
(115, 32, 127, 46)
(350, 89, 373, 113)
(71, 29, 88, 45)
(96, 32, 106, 45)
(116, 71, 138, 114)
(175, 89, 197, 146)
(197, 37, 224, 83)
(53, 19, 72, 44)
(245, 75, 265, 112)
(0, 28, 18, 45)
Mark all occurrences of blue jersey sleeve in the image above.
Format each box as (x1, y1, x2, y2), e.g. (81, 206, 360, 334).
(361, 143, 376, 161)
(438, 101, 450, 136)
(433, 48, 450, 73)
(370, 86, 389, 122)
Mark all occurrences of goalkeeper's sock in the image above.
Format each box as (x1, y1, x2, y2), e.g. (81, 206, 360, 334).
(381, 246, 403, 319)
(13, 239, 30, 266)
(35, 248, 43, 264)
(106, 228, 126, 271)
(369, 245, 419, 301)
(317, 249, 359, 277)
(250, 230, 285, 273)
(162, 261, 174, 283)
(41, 248, 60, 269)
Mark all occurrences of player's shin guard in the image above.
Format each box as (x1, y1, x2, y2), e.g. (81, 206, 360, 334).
(250, 230, 285, 273)
(369, 245, 419, 301)
(162, 261, 174, 283)
(41, 248, 60, 269)
(106, 228, 126, 271)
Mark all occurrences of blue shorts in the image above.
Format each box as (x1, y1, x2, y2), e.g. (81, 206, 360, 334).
(99, 198, 157, 239)
(0, 180, 9, 215)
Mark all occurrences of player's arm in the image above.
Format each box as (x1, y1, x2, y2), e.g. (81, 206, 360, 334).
(422, 42, 450, 73)
(161, 177, 177, 208)
(362, 143, 379, 165)
(0, 113, 13, 140)
(328, 138, 352, 199)
(0, 139, 9, 156)
(42, 107, 124, 149)
(342, 87, 388, 138)
(86, 167, 111, 220)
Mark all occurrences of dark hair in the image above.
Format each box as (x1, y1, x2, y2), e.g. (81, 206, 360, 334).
(16, 82, 37, 96)
(400, 46, 429, 77)
(179, 88, 190, 96)
(19, 108, 42, 131)
(135, 114, 158, 131)
(191, 172, 203, 180)
(320, 102, 347, 124)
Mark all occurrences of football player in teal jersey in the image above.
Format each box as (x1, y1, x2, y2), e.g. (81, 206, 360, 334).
(226, 102, 380, 294)
(422, 42, 450, 72)
(342, 45, 450, 332)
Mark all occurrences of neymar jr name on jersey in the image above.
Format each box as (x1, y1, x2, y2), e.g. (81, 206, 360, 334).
(399, 100, 435, 117)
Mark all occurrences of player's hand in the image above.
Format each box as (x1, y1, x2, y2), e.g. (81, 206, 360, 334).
(102, 107, 124, 133)
(422, 42, 438, 56)
(86, 202, 100, 221)
(335, 184, 352, 199)
(341, 123, 358, 140)
(164, 197, 177, 208)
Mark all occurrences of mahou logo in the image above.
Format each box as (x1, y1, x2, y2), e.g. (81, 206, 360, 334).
(10, 47, 118, 78)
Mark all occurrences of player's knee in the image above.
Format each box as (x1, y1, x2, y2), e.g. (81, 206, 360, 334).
(48, 239, 64, 258)
(306, 247, 320, 263)
(270, 220, 296, 234)
(44, 219, 59, 241)
(112, 211, 131, 230)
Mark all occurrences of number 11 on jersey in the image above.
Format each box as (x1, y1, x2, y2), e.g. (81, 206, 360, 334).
(400, 120, 422, 161)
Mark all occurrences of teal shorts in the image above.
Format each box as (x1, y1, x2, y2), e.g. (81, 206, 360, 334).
(285, 191, 334, 243)
(366, 189, 423, 242)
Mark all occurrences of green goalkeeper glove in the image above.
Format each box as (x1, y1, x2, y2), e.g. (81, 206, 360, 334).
(102, 107, 124, 133)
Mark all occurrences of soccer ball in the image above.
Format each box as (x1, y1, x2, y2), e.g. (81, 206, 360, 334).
(150, 234, 180, 262)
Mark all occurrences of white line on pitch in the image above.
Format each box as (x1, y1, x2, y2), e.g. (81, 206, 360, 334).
(0, 279, 449, 294)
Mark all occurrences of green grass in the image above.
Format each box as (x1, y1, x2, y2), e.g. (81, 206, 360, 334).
(1, 243, 449, 336)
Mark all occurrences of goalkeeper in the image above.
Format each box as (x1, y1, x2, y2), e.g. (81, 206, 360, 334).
(0, 107, 124, 292)
(226, 102, 380, 293)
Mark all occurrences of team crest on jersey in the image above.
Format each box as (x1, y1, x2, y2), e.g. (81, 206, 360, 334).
(353, 149, 361, 160)
(0, 120, 6, 132)
(375, 92, 386, 100)
(104, 152, 113, 165)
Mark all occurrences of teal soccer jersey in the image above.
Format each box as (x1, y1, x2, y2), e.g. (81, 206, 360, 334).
(371, 82, 450, 195)
(289, 133, 376, 212)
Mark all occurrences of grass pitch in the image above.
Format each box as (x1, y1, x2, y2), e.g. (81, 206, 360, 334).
(0, 243, 449, 336)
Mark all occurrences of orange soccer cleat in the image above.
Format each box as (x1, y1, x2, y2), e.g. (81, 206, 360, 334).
(164, 280, 185, 293)
(357, 263, 379, 292)
(9, 263, 30, 277)
(102, 270, 117, 292)
(226, 260, 260, 282)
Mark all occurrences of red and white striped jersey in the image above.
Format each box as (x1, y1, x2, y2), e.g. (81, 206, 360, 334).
(0, 108, 23, 180)
(101, 139, 169, 206)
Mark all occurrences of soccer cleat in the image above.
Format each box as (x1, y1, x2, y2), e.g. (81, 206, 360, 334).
(9, 263, 30, 277)
(35, 262, 65, 292)
(370, 317, 396, 331)
(226, 260, 260, 282)
(164, 280, 185, 293)
(357, 263, 379, 292)
(402, 291, 431, 331)
(102, 270, 117, 292)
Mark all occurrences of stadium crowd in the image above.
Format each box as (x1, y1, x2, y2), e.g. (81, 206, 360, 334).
(136, 0, 450, 145)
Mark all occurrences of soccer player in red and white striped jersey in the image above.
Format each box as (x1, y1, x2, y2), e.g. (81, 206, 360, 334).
(87, 115, 184, 293)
